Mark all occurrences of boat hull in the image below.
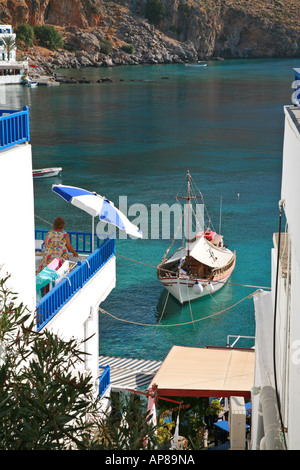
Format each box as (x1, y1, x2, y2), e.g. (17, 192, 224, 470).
(33, 167, 62, 179)
(185, 63, 207, 68)
(158, 272, 232, 304)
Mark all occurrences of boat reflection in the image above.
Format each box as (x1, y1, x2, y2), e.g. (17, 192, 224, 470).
(154, 288, 185, 323)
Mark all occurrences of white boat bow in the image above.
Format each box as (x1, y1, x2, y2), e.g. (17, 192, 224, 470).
(33, 167, 62, 179)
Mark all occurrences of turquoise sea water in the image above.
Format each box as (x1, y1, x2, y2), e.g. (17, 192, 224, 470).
(4, 58, 298, 361)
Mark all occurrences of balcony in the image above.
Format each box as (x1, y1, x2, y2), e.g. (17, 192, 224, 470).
(35, 230, 115, 331)
(0, 106, 30, 150)
(99, 365, 110, 398)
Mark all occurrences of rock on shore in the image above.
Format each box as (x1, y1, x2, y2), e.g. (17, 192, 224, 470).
(5, 0, 300, 73)
(29, 22, 199, 72)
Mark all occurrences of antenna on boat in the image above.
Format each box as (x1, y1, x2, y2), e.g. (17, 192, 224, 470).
(187, 169, 191, 258)
(219, 195, 222, 234)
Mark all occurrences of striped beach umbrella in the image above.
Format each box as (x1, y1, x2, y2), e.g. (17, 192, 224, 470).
(52, 184, 142, 250)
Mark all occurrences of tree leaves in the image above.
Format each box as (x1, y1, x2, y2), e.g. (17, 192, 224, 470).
(0, 275, 97, 450)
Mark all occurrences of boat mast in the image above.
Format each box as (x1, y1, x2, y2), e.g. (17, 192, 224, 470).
(219, 195, 222, 234)
(177, 169, 195, 261)
(187, 169, 191, 258)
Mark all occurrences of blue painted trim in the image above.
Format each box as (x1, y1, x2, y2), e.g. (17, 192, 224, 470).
(35, 229, 102, 253)
(52, 185, 95, 201)
(0, 106, 30, 150)
(36, 237, 116, 331)
(99, 365, 110, 398)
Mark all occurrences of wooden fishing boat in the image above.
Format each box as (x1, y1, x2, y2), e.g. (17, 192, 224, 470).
(157, 170, 236, 304)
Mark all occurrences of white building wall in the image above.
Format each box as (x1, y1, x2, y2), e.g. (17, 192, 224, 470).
(0, 111, 117, 404)
(275, 106, 300, 449)
(252, 288, 274, 449)
(252, 105, 300, 450)
(0, 24, 16, 61)
(0, 72, 24, 85)
(288, 257, 300, 449)
(0, 143, 36, 313)
(282, 107, 300, 263)
(229, 396, 246, 450)
(0, 25, 28, 85)
(0, 25, 14, 34)
(41, 257, 116, 394)
(271, 244, 290, 433)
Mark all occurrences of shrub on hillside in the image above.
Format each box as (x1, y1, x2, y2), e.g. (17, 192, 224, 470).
(15, 24, 34, 49)
(121, 44, 135, 54)
(99, 38, 113, 55)
(145, 0, 166, 25)
(33, 25, 64, 50)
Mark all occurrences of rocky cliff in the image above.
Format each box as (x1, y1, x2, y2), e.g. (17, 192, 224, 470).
(1, 0, 300, 70)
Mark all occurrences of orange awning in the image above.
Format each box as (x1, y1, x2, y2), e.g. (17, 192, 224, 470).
(148, 346, 255, 398)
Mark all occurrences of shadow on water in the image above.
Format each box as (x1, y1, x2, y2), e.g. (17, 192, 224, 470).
(154, 288, 183, 321)
(154, 283, 234, 324)
(100, 275, 255, 360)
(153, 282, 256, 350)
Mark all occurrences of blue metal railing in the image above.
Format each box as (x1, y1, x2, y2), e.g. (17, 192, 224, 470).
(36, 237, 115, 331)
(99, 365, 110, 398)
(0, 106, 30, 150)
(35, 229, 102, 254)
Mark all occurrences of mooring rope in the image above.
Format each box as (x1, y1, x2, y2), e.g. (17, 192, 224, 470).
(35, 211, 265, 346)
(136, 291, 170, 353)
(99, 289, 261, 328)
(115, 253, 271, 290)
(35, 213, 271, 290)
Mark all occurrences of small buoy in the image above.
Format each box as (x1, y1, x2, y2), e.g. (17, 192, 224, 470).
(237, 193, 240, 198)
(193, 281, 203, 295)
(206, 282, 214, 293)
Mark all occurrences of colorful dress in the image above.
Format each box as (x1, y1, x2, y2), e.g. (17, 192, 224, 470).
(37, 230, 69, 273)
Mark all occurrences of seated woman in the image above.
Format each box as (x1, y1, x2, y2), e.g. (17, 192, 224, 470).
(37, 217, 78, 273)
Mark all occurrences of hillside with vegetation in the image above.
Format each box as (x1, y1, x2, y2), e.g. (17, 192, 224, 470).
(1, 0, 300, 70)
